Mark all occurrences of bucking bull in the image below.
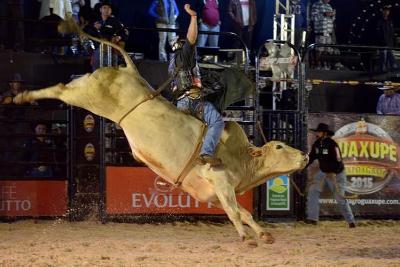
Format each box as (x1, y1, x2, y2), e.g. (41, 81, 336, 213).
(14, 18, 308, 244)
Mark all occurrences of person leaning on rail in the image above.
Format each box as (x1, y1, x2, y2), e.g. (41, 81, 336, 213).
(85, 1, 129, 70)
(376, 83, 400, 115)
(304, 123, 356, 228)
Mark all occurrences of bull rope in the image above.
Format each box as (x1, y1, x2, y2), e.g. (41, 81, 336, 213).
(117, 74, 178, 126)
(117, 91, 207, 187)
(174, 123, 207, 187)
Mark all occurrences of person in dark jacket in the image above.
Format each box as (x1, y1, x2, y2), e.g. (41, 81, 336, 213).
(86, 1, 129, 70)
(23, 121, 56, 178)
(305, 123, 356, 227)
(228, 0, 257, 49)
(376, 5, 398, 72)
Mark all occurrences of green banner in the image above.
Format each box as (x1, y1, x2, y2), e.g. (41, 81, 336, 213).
(266, 175, 290, 210)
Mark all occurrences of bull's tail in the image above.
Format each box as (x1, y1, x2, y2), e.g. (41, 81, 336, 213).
(58, 17, 137, 72)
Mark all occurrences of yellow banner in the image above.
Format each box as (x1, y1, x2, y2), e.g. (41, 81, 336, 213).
(345, 165, 387, 178)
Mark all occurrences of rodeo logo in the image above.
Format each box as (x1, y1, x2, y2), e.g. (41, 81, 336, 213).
(334, 119, 399, 195)
(83, 114, 95, 133)
(84, 143, 96, 161)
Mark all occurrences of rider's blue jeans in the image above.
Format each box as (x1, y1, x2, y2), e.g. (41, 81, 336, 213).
(177, 97, 224, 156)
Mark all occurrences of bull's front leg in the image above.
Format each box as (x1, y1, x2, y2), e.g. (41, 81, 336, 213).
(212, 178, 249, 241)
(14, 83, 66, 104)
(237, 203, 275, 244)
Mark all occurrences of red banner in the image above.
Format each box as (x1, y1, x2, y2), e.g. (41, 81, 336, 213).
(106, 167, 253, 214)
(0, 180, 68, 217)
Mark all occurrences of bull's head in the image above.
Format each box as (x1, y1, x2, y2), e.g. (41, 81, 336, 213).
(248, 141, 308, 182)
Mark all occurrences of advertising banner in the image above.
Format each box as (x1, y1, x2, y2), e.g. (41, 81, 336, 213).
(106, 167, 253, 214)
(308, 113, 400, 217)
(266, 175, 290, 211)
(0, 180, 68, 217)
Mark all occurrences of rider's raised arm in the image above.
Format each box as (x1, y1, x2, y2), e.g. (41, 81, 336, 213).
(185, 4, 197, 45)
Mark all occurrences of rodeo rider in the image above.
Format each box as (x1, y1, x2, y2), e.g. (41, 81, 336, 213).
(168, 4, 224, 167)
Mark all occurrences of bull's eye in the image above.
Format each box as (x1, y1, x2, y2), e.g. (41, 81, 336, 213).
(276, 144, 283, 149)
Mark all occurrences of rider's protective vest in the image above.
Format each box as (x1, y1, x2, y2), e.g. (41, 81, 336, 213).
(169, 53, 202, 99)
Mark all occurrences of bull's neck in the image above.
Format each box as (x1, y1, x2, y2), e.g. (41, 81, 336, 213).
(243, 155, 268, 182)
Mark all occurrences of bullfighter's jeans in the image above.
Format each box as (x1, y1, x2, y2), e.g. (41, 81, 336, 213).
(306, 170, 355, 223)
(177, 97, 224, 157)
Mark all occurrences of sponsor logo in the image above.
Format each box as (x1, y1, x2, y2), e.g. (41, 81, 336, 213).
(132, 176, 211, 209)
(334, 119, 399, 195)
(84, 143, 95, 161)
(83, 114, 95, 133)
(0, 184, 31, 211)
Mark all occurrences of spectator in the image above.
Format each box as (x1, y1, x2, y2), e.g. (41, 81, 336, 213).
(290, 0, 307, 49)
(78, 0, 96, 25)
(86, 1, 129, 70)
(77, 1, 96, 56)
(0, 73, 35, 122)
(376, 84, 400, 115)
(39, 0, 73, 19)
(23, 121, 56, 178)
(148, 0, 179, 62)
(197, 0, 221, 48)
(228, 0, 257, 49)
(37, 6, 64, 54)
(71, 0, 84, 22)
(376, 5, 398, 72)
(0, 73, 28, 173)
(0, 73, 25, 105)
(311, 0, 336, 70)
(304, 123, 356, 228)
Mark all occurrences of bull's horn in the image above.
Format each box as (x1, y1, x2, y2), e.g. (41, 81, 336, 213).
(248, 146, 263, 157)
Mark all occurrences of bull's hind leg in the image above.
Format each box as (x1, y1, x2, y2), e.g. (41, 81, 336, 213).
(213, 180, 249, 241)
(237, 204, 275, 244)
(14, 83, 66, 104)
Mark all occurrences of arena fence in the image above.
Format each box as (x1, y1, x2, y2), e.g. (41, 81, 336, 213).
(0, 103, 71, 218)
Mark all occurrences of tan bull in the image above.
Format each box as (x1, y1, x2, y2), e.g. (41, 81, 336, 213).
(14, 17, 308, 244)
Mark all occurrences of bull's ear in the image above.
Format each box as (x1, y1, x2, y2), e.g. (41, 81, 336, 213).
(248, 146, 263, 157)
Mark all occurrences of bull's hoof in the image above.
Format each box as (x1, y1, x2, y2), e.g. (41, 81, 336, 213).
(259, 232, 275, 244)
(246, 240, 258, 248)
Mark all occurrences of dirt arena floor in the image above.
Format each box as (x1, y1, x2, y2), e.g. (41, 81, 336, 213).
(0, 219, 400, 267)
